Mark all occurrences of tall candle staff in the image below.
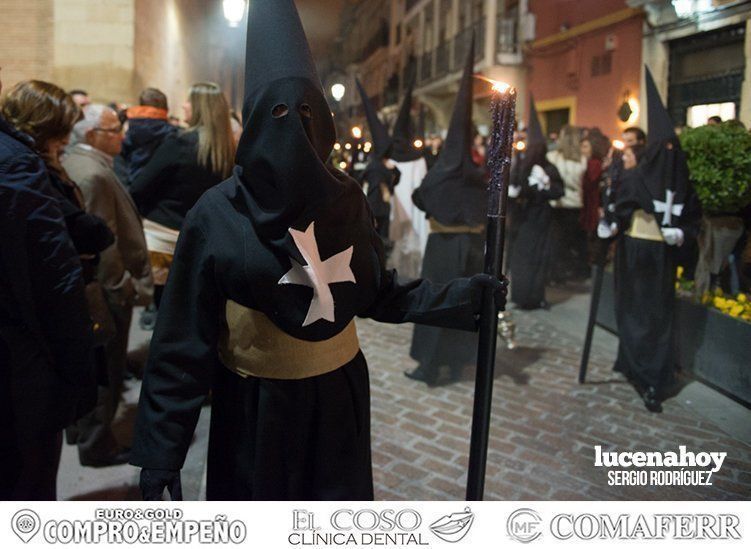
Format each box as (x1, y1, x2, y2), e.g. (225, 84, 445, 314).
(579, 139, 625, 384)
(466, 81, 516, 501)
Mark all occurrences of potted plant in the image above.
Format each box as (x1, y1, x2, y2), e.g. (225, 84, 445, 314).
(679, 122, 751, 295)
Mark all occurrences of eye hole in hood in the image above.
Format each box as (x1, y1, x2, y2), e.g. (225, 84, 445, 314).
(272, 104, 289, 118)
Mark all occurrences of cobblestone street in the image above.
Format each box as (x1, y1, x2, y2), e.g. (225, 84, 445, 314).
(58, 286, 751, 501)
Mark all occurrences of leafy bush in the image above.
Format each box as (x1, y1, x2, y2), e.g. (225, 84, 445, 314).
(679, 122, 751, 214)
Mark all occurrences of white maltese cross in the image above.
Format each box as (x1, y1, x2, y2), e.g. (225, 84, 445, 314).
(278, 222, 356, 327)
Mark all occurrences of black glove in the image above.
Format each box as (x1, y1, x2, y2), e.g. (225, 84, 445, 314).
(469, 273, 509, 313)
(140, 469, 183, 501)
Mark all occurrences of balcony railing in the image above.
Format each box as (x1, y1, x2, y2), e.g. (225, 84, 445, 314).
(395, 13, 522, 93)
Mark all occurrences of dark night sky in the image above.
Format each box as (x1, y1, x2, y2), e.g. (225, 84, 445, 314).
(296, 0, 347, 58)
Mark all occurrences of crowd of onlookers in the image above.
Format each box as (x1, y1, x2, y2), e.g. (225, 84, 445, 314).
(0, 70, 237, 499)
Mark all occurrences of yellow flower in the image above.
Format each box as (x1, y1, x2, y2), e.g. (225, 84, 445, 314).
(676, 266, 684, 279)
(737, 293, 747, 304)
(713, 297, 727, 309)
(730, 305, 744, 317)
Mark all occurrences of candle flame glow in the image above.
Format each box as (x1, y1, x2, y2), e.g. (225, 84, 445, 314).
(515, 141, 526, 151)
(475, 75, 514, 94)
(613, 139, 625, 151)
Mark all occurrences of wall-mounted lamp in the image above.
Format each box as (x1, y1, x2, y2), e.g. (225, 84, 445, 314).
(223, 0, 247, 28)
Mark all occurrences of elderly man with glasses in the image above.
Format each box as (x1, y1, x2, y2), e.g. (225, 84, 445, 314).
(62, 104, 153, 467)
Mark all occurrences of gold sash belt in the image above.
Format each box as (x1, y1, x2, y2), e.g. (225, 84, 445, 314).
(429, 219, 485, 234)
(219, 301, 360, 380)
(626, 210, 664, 242)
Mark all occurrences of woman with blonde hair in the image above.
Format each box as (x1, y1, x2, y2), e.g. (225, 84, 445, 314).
(547, 124, 588, 283)
(130, 82, 235, 307)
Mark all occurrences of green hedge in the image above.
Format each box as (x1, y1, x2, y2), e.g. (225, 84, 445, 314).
(679, 122, 751, 214)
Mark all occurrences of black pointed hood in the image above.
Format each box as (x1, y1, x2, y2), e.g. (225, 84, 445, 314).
(390, 71, 423, 162)
(526, 94, 546, 149)
(356, 78, 391, 158)
(510, 94, 549, 188)
(638, 65, 692, 227)
(645, 66, 676, 147)
(235, 0, 338, 233)
(231, 0, 382, 341)
(412, 35, 486, 227)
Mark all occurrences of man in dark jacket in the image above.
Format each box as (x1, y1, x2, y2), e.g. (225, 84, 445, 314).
(119, 87, 177, 186)
(0, 75, 95, 499)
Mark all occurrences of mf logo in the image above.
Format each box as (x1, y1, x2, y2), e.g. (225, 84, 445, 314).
(507, 508, 542, 543)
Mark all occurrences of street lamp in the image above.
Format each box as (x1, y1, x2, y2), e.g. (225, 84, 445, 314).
(331, 83, 346, 103)
(223, 0, 247, 27)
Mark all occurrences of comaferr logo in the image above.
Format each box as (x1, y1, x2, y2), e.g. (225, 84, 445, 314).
(550, 513, 741, 540)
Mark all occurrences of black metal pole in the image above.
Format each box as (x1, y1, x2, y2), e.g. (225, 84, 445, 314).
(466, 86, 516, 501)
(579, 262, 604, 384)
(579, 149, 622, 384)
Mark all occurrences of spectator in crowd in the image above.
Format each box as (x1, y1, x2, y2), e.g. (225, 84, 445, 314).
(423, 134, 443, 169)
(130, 82, 235, 309)
(1, 81, 114, 270)
(0, 71, 95, 500)
(707, 115, 722, 126)
(471, 132, 486, 166)
(547, 125, 588, 282)
(580, 128, 611, 264)
(70, 89, 91, 108)
(119, 87, 178, 186)
(622, 126, 646, 148)
(63, 104, 154, 467)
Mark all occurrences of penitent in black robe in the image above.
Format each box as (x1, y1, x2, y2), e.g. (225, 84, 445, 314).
(613, 169, 700, 392)
(508, 159, 565, 309)
(130, 174, 483, 500)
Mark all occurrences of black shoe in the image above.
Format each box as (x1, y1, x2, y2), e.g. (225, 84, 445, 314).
(641, 386, 663, 413)
(404, 367, 438, 386)
(80, 448, 131, 468)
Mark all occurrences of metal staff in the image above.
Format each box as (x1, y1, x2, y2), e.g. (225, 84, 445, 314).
(579, 144, 623, 383)
(466, 83, 516, 501)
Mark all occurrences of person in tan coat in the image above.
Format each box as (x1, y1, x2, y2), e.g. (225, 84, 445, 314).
(63, 104, 153, 466)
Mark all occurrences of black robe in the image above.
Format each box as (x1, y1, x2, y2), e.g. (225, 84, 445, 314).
(409, 231, 484, 377)
(508, 161, 564, 309)
(613, 169, 701, 392)
(130, 175, 482, 500)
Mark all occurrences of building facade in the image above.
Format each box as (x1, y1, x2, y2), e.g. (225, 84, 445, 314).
(1, 0, 246, 115)
(629, 0, 751, 130)
(526, 0, 645, 139)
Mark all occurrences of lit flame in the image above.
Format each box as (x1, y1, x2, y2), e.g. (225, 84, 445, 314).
(476, 75, 513, 93)
(515, 141, 526, 151)
(334, 143, 342, 151)
(351, 126, 363, 139)
(492, 81, 511, 93)
(345, 143, 352, 150)
(339, 161, 347, 170)
(413, 139, 424, 149)
(612, 139, 625, 151)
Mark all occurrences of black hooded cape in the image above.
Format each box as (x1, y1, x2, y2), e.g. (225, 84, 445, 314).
(508, 95, 564, 309)
(408, 36, 487, 380)
(612, 67, 701, 393)
(130, 0, 483, 500)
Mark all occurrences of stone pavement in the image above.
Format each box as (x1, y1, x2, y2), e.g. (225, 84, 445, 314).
(58, 286, 751, 501)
